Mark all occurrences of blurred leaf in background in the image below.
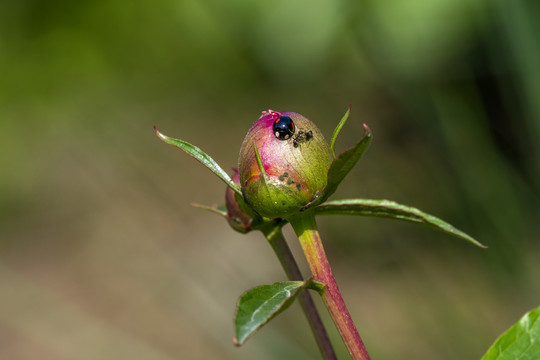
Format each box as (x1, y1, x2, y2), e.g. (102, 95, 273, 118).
(0, 0, 538, 359)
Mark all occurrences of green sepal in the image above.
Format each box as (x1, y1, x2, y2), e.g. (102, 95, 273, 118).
(233, 281, 308, 346)
(330, 105, 351, 158)
(315, 198, 486, 248)
(191, 200, 279, 234)
(318, 124, 372, 204)
(253, 144, 268, 180)
(482, 305, 540, 360)
(190, 203, 228, 217)
(154, 126, 242, 197)
(231, 191, 268, 232)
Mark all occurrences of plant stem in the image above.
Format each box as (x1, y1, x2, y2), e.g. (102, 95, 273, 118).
(262, 224, 338, 360)
(289, 212, 371, 360)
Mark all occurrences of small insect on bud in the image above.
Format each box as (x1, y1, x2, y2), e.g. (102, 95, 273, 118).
(238, 110, 333, 219)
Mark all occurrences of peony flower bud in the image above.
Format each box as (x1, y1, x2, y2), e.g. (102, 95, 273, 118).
(225, 168, 257, 233)
(238, 110, 333, 219)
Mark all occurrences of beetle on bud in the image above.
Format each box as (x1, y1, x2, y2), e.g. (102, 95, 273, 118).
(238, 110, 333, 219)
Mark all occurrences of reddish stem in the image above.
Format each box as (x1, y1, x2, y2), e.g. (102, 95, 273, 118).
(289, 212, 371, 360)
(263, 224, 337, 360)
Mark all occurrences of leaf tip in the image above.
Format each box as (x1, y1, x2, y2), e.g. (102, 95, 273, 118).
(153, 126, 168, 142)
(362, 123, 372, 137)
(462, 233, 487, 249)
(467, 238, 488, 249)
(233, 337, 242, 347)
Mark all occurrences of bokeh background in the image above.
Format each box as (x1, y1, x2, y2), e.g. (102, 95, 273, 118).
(1, 1, 539, 359)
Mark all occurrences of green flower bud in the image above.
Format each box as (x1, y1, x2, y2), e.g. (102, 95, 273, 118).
(238, 110, 333, 219)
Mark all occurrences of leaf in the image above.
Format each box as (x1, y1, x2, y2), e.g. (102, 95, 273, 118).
(315, 198, 486, 248)
(330, 105, 351, 158)
(154, 127, 242, 197)
(234, 281, 307, 346)
(190, 203, 228, 218)
(482, 305, 540, 360)
(319, 124, 372, 204)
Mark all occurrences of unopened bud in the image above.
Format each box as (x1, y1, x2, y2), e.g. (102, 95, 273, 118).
(238, 110, 332, 219)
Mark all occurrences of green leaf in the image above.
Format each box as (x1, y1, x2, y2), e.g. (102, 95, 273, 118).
(482, 305, 540, 360)
(330, 105, 351, 158)
(234, 281, 307, 346)
(154, 127, 242, 197)
(315, 198, 486, 248)
(319, 125, 372, 204)
(190, 202, 228, 218)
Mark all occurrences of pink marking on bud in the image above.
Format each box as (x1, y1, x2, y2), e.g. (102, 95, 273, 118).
(260, 109, 281, 122)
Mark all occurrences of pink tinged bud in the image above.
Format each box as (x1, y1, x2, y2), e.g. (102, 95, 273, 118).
(225, 169, 255, 233)
(238, 110, 333, 219)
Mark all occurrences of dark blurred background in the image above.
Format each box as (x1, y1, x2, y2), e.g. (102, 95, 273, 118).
(1, 1, 539, 359)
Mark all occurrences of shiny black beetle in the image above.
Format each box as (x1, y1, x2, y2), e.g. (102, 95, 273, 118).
(273, 116, 295, 140)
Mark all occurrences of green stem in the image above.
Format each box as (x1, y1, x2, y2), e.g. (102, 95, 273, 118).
(289, 212, 371, 360)
(262, 224, 337, 360)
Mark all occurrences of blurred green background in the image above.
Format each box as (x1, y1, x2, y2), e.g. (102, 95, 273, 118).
(1, 0, 539, 359)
